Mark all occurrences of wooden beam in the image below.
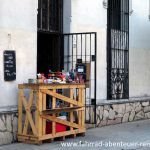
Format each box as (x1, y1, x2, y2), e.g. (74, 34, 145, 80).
(81, 89, 85, 128)
(35, 91, 39, 133)
(18, 89, 23, 134)
(41, 106, 83, 115)
(17, 134, 38, 141)
(22, 96, 37, 136)
(41, 90, 83, 106)
(37, 91, 43, 137)
(41, 115, 80, 129)
(78, 89, 82, 127)
(18, 84, 85, 90)
(52, 89, 56, 136)
(23, 90, 34, 135)
(70, 89, 74, 131)
(40, 129, 86, 141)
(42, 93, 46, 135)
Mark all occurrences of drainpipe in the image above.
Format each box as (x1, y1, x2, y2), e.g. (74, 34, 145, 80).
(103, 0, 108, 9)
(149, 0, 150, 20)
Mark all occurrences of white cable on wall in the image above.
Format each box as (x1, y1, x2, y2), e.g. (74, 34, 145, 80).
(103, 0, 108, 9)
(7, 34, 14, 50)
(149, 0, 150, 20)
(103, 0, 133, 15)
(129, 0, 133, 15)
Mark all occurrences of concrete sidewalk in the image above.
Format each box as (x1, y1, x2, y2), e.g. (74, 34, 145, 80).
(1, 119, 150, 150)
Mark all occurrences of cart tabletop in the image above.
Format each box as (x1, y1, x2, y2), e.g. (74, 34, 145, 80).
(18, 83, 85, 89)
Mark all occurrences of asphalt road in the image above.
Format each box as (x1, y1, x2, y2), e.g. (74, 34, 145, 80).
(1, 119, 150, 150)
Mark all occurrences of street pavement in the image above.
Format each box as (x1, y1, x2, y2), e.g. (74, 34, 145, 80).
(1, 119, 150, 150)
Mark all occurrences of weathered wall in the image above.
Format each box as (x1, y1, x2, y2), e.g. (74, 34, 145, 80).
(0, 0, 38, 109)
(129, 0, 150, 98)
(0, 0, 150, 145)
(71, 0, 150, 103)
(1, 0, 150, 108)
(63, 0, 71, 33)
(86, 100, 150, 128)
(71, 0, 107, 102)
(0, 112, 18, 145)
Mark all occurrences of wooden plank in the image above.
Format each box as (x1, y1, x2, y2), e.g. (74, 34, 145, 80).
(42, 93, 46, 135)
(81, 89, 85, 128)
(18, 137, 41, 145)
(52, 89, 56, 136)
(22, 96, 37, 136)
(41, 115, 80, 129)
(70, 88, 74, 131)
(18, 89, 23, 134)
(41, 106, 83, 115)
(35, 91, 39, 134)
(17, 135, 38, 141)
(39, 84, 85, 90)
(23, 90, 34, 135)
(41, 90, 83, 106)
(18, 84, 39, 90)
(40, 129, 86, 140)
(37, 91, 43, 137)
(17, 134, 38, 139)
(39, 134, 53, 140)
(78, 89, 82, 128)
(18, 84, 85, 90)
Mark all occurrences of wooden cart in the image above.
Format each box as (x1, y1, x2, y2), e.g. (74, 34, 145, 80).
(17, 83, 86, 144)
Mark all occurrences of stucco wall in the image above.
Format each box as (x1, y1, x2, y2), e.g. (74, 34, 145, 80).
(0, 0, 38, 109)
(129, 0, 150, 98)
(71, 0, 107, 102)
(63, 0, 71, 33)
(1, 0, 150, 109)
(71, 0, 150, 103)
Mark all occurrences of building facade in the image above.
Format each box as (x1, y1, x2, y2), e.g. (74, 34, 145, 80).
(0, 0, 150, 145)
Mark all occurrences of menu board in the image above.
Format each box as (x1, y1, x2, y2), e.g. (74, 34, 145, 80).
(4, 51, 16, 81)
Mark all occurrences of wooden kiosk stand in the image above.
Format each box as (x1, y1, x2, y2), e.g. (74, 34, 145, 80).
(17, 83, 86, 144)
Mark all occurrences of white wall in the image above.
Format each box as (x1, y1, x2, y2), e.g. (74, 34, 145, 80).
(63, 0, 71, 33)
(71, 0, 107, 103)
(129, 0, 150, 98)
(0, 0, 38, 109)
(1, 0, 150, 109)
(70, 0, 150, 102)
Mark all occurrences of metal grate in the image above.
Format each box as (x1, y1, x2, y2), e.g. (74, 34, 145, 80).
(63, 33, 97, 124)
(107, 0, 129, 100)
(38, 0, 63, 33)
(37, 0, 63, 74)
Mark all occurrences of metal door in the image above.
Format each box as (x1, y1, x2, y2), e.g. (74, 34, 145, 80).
(107, 0, 129, 100)
(62, 33, 97, 124)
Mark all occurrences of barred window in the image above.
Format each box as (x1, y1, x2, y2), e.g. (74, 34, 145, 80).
(38, 0, 63, 33)
(107, 0, 129, 100)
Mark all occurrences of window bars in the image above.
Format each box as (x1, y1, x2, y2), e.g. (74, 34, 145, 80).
(107, 0, 129, 100)
(38, 0, 63, 33)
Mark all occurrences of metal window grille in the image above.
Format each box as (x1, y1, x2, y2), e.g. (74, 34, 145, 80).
(38, 0, 63, 33)
(107, 0, 129, 100)
(63, 33, 97, 124)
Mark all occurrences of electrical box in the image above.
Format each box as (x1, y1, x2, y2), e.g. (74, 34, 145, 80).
(76, 62, 91, 87)
(76, 63, 86, 81)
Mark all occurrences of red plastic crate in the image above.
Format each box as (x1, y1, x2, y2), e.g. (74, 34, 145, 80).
(46, 121, 67, 134)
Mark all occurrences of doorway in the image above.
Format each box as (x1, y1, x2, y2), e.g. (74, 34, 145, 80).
(63, 32, 97, 124)
(37, 32, 63, 75)
(37, 0, 63, 76)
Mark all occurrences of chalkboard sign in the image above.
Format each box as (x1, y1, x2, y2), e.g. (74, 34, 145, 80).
(4, 51, 16, 81)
